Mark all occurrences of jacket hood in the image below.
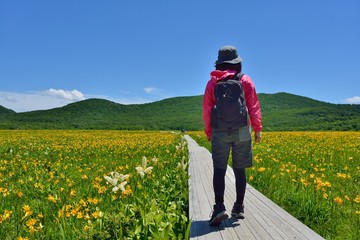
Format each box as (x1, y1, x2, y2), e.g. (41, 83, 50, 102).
(210, 70, 237, 83)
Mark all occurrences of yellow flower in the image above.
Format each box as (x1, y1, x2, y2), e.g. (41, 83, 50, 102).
(22, 205, 33, 219)
(69, 189, 76, 197)
(323, 193, 328, 199)
(48, 194, 57, 203)
(79, 199, 87, 206)
(97, 186, 107, 194)
(81, 174, 88, 180)
(300, 178, 308, 186)
(70, 208, 78, 216)
(334, 197, 343, 205)
(84, 213, 91, 220)
(17, 237, 29, 240)
(354, 194, 360, 203)
(91, 198, 99, 205)
(57, 207, 65, 218)
(29, 225, 37, 233)
(91, 210, 103, 219)
(258, 167, 266, 172)
(323, 181, 331, 187)
(94, 176, 102, 182)
(76, 212, 83, 219)
(0, 210, 12, 223)
(337, 173, 347, 179)
(1, 188, 10, 197)
(121, 185, 133, 196)
(26, 218, 37, 227)
(4, 210, 12, 219)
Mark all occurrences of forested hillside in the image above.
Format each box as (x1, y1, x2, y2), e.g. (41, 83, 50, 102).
(0, 93, 359, 131)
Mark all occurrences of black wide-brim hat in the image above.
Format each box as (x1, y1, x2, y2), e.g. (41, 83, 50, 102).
(215, 45, 243, 65)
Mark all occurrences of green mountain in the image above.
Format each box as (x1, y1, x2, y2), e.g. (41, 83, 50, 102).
(0, 93, 359, 131)
(0, 105, 16, 114)
(258, 93, 360, 131)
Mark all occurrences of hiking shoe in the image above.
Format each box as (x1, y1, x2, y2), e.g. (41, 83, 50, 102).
(209, 204, 228, 226)
(231, 203, 245, 219)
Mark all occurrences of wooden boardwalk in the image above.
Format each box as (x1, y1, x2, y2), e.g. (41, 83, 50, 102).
(185, 135, 324, 240)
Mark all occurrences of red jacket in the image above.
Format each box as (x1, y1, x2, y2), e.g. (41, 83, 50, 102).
(202, 70, 262, 139)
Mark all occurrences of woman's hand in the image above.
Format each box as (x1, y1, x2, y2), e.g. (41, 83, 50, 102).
(254, 132, 261, 143)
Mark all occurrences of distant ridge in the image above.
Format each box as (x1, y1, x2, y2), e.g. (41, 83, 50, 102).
(257, 92, 360, 131)
(0, 93, 359, 131)
(0, 105, 16, 114)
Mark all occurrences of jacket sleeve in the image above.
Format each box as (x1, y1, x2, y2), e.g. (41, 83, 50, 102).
(202, 80, 215, 139)
(242, 75, 262, 132)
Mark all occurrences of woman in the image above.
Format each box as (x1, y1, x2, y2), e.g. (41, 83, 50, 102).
(202, 45, 262, 226)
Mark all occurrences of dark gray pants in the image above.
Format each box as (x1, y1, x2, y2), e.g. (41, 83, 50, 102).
(211, 127, 253, 169)
(211, 126, 252, 205)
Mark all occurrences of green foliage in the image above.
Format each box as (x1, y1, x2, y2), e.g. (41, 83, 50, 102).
(0, 93, 359, 131)
(0, 105, 16, 114)
(0, 97, 203, 130)
(258, 93, 360, 131)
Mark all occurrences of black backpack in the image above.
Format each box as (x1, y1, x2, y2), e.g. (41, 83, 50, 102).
(211, 73, 248, 129)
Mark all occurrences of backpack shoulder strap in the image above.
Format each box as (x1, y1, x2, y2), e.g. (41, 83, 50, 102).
(234, 73, 244, 81)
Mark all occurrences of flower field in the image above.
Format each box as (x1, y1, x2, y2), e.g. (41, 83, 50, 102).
(189, 131, 360, 240)
(0, 130, 190, 239)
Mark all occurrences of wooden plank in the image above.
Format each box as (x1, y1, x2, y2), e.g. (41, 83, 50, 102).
(225, 169, 288, 239)
(188, 140, 224, 239)
(246, 185, 324, 240)
(226, 168, 322, 240)
(225, 171, 297, 239)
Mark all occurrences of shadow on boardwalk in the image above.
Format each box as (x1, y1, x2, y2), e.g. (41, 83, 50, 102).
(185, 135, 324, 240)
(190, 218, 241, 238)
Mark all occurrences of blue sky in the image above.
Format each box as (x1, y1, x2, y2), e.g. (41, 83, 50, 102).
(1, 0, 359, 112)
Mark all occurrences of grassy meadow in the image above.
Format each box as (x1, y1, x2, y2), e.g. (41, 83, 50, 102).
(1, 130, 359, 239)
(0, 130, 190, 239)
(189, 131, 360, 240)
